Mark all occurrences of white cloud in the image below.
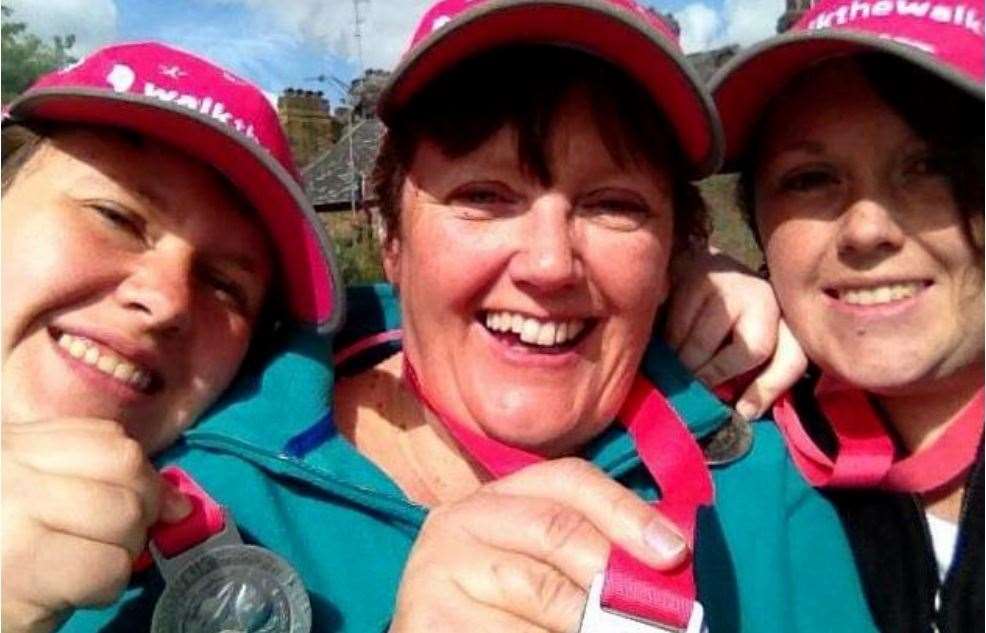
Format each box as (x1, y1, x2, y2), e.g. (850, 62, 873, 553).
(203, 0, 432, 70)
(674, 0, 784, 51)
(3, 0, 117, 55)
(721, 0, 785, 46)
(676, 3, 722, 53)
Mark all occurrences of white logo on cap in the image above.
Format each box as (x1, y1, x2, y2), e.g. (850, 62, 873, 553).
(102, 63, 260, 142)
(159, 64, 187, 79)
(808, 1, 983, 37)
(432, 15, 451, 31)
(107, 64, 136, 92)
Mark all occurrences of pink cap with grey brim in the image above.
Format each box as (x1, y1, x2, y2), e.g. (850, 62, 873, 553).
(377, 0, 724, 178)
(4, 41, 344, 333)
(712, 0, 985, 168)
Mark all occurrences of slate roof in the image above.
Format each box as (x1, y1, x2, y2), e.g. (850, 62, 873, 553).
(686, 45, 739, 82)
(302, 49, 738, 212)
(303, 117, 385, 211)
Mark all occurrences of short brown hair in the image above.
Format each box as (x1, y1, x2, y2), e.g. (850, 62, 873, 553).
(372, 45, 707, 252)
(2, 123, 49, 193)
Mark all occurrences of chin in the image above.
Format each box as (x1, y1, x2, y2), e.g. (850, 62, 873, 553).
(824, 357, 937, 395)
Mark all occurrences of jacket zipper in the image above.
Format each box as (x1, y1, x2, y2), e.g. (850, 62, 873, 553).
(916, 452, 980, 633)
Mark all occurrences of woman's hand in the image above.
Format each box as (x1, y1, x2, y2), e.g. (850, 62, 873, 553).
(1, 418, 191, 633)
(665, 247, 807, 419)
(390, 458, 687, 633)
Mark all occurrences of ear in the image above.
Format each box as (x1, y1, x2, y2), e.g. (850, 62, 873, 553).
(382, 231, 401, 287)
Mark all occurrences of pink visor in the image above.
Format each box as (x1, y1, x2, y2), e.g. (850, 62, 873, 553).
(712, 0, 985, 167)
(5, 42, 343, 333)
(378, 0, 724, 178)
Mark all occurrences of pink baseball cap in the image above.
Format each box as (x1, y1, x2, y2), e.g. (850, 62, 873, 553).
(4, 41, 344, 333)
(377, 0, 724, 177)
(712, 0, 985, 167)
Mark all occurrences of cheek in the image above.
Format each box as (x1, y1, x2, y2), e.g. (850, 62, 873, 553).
(763, 216, 824, 304)
(402, 214, 510, 314)
(186, 311, 254, 401)
(2, 213, 105, 352)
(585, 226, 671, 333)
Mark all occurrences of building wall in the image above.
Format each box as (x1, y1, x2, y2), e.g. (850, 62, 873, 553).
(278, 89, 338, 169)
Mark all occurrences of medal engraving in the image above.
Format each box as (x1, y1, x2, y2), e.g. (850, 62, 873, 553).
(152, 517, 311, 633)
(701, 411, 753, 466)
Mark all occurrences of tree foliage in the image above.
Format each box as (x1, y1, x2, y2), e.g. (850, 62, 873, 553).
(2, 5, 77, 104)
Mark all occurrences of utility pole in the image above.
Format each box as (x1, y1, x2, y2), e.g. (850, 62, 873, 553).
(352, 0, 369, 76)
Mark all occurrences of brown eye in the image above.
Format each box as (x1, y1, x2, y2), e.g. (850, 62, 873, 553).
(905, 151, 949, 178)
(200, 267, 250, 314)
(779, 169, 839, 193)
(92, 203, 144, 238)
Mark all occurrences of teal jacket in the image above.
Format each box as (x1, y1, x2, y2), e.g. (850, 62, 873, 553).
(61, 285, 877, 632)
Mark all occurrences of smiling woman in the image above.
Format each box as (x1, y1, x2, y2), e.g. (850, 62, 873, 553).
(371, 46, 696, 457)
(62, 3, 880, 633)
(712, 0, 984, 628)
(1, 126, 272, 450)
(0, 41, 341, 632)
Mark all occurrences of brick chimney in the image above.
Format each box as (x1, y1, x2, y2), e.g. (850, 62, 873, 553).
(277, 88, 338, 168)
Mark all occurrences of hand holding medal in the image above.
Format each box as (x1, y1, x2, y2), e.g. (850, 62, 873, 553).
(147, 468, 311, 633)
(1, 418, 191, 633)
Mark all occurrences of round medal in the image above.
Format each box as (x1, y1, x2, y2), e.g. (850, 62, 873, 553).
(701, 411, 753, 466)
(151, 543, 311, 633)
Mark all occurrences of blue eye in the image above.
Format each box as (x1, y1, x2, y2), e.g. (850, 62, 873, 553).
(578, 191, 653, 231)
(447, 182, 520, 220)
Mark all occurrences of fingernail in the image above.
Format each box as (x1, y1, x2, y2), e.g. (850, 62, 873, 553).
(161, 486, 193, 522)
(735, 400, 757, 421)
(643, 520, 688, 564)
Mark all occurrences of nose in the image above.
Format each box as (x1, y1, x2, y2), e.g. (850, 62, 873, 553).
(115, 247, 194, 336)
(509, 193, 580, 292)
(836, 197, 905, 262)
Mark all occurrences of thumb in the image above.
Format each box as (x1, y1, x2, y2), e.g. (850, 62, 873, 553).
(158, 481, 193, 524)
(735, 320, 808, 420)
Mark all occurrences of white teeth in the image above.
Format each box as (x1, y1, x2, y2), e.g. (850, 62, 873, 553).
(55, 332, 152, 390)
(511, 314, 524, 332)
(483, 311, 588, 347)
(536, 322, 557, 346)
(520, 318, 540, 344)
(83, 346, 100, 365)
(69, 339, 88, 359)
(839, 283, 922, 306)
(555, 322, 569, 345)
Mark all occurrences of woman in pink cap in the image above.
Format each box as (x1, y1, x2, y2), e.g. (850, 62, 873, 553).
(712, 0, 983, 630)
(1, 41, 342, 632)
(61, 2, 877, 633)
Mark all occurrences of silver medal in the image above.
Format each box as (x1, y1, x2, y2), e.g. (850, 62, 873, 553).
(700, 410, 753, 466)
(151, 515, 311, 633)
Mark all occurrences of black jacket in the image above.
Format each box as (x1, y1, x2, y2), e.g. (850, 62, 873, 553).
(793, 379, 984, 633)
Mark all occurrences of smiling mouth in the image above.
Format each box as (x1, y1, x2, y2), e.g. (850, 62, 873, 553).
(479, 310, 594, 353)
(51, 328, 158, 393)
(825, 281, 931, 306)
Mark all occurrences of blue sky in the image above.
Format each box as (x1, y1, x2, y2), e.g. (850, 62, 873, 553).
(4, 0, 785, 105)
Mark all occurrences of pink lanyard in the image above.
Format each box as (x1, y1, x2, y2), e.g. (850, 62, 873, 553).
(773, 375, 984, 493)
(132, 467, 226, 572)
(404, 360, 714, 629)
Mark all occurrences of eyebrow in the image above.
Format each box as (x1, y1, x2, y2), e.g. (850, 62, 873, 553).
(773, 139, 827, 156)
(210, 251, 269, 277)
